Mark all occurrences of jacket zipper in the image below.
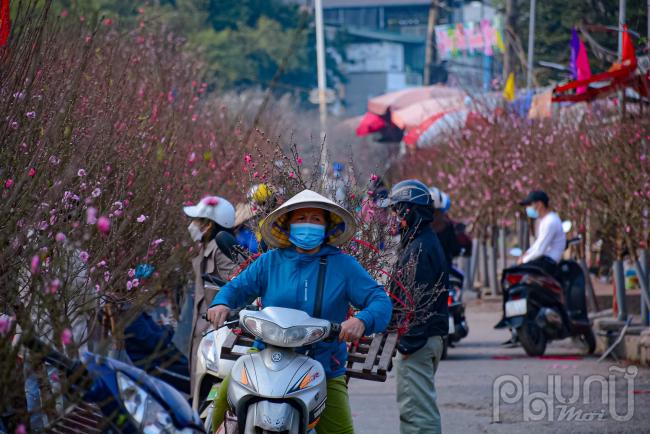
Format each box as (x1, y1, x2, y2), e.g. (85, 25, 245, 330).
(304, 279, 308, 302)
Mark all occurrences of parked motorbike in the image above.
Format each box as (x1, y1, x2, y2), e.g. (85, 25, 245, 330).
(494, 235, 596, 356)
(15, 338, 203, 434)
(442, 266, 469, 359)
(20, 336, 204, 433)
(122, 309, 193, 397)
(215, 306, 340, 434)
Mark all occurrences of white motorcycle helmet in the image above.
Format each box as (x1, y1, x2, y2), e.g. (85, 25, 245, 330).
(429, 186, 451, 212)
(183, 196, 236, 229)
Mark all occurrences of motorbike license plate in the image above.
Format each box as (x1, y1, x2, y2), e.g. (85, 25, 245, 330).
(207, 383, 220, 402)
(505, 299, 527, 318)
(448, 316, 455, 334)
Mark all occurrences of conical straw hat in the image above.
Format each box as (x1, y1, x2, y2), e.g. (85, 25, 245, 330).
(260, 189, 356, 248)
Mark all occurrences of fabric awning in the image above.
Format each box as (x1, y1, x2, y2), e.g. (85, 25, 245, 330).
(367, 85, 466, 116)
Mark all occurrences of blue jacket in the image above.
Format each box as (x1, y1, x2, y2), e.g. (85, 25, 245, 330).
(210, 245, 392, 378)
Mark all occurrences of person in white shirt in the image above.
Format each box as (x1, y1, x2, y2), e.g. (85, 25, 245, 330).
(518, 190, 566, 277)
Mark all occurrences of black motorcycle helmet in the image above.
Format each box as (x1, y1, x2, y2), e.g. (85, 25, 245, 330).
(386, 179, 433, 207)
(385, 179, 435, 234)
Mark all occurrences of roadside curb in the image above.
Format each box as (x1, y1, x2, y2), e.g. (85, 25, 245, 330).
(593, 317, 650, 366)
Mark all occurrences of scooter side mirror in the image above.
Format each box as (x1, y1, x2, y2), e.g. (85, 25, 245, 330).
(215, 231, 242, 262)
(509, 247, 523, 258)
(562, 220, 572, 234)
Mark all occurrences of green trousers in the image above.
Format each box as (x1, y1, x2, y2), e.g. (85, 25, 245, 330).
(395, 336, 444, 434)
(212, 374, 354, 434)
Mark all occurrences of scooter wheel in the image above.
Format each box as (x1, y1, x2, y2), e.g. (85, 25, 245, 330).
(517, 321, 547, 356)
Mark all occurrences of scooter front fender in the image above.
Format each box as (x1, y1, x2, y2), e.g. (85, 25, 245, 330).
(245, 401, 300, 433)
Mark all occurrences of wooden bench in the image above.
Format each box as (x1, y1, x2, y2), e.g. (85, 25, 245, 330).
(220, 330, 398, 382)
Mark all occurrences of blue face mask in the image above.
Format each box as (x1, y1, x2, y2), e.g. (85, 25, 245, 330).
(289, 223, 326, 250)
(526, 206, 539, 219)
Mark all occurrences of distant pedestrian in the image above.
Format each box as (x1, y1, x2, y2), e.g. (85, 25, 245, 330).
(384, 179, 449, 434)
(518, 190, 565, 277)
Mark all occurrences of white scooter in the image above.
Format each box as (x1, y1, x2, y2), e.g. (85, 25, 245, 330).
(194, 322, 236, 431)
(216, 306, 340, 434)
(193, 278, 241, 432)
(193, 231, 256, 432)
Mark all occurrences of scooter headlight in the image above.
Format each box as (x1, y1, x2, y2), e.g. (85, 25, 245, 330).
(242, 316, 327, 347)
(198, 332, 219, 372)
(117, 371, 175, 433)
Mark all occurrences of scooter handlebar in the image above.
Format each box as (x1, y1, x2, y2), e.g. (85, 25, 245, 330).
(201, 304, 258, 325)
(325, 323, 341, 342)
(22, 336, 78, 374)
(201, 309, 240, 322)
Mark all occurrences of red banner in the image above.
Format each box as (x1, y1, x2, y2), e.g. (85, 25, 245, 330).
(0, 0, 10, 48)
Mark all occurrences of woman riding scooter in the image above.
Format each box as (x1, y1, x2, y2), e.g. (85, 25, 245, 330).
(184, 196, 239, 397)
(207, 189, 392, 433)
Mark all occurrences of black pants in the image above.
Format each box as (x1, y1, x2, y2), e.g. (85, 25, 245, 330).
(527, 256, 559, 278)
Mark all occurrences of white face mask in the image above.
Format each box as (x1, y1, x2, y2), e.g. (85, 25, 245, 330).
(187, 222, 205, 242)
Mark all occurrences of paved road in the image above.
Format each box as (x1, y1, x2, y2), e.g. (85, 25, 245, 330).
(348, 295, 650, 434)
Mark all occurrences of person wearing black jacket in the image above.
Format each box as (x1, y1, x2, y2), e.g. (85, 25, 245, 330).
(386, 179, 448, 434)
(429, 186, 461, 270)
(431, 208, 460, 271)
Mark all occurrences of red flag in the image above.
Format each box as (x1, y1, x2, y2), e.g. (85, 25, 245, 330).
(622, 25, 636, 69)
(0, 0, 10, 48)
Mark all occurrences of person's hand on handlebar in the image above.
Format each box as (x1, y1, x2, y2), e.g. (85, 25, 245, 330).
(207, 304, 231, 327)
(339, 317, 365, 342)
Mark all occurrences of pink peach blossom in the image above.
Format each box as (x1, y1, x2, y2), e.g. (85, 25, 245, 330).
(97, 216, 111, 234)
(30, 255, 40, 274)
(47, 279, 61, 294)
(0, 315, 13, 336)
(61, 328, 73, 346)
(86, 207, 97, 224)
